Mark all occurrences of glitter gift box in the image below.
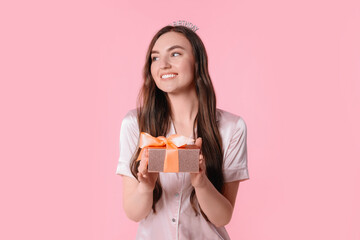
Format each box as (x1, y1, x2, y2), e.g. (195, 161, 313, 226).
(147, 145, 200, 173)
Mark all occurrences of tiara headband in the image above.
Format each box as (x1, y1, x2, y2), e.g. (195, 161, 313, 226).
(169, 20, 199, 32)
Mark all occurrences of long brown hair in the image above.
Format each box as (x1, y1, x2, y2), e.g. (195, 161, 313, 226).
(130, 25, 224, 219)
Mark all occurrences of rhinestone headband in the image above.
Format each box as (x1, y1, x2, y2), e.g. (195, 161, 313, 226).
(169, 20, 199, 32)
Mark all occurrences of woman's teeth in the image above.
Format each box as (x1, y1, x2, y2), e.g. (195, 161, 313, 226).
(161, 74, 177, 79)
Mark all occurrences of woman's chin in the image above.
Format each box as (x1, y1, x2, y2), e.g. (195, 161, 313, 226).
(159, 86, 196, 96)
(157, 86, 177, 94)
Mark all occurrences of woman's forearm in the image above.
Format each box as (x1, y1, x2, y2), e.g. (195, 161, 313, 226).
(194, 177, 233, 227)
(123, 182, 154, 222)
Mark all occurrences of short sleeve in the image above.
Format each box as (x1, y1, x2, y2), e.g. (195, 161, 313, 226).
(223, 117, 249, 182)
(115, 109, 139, 179)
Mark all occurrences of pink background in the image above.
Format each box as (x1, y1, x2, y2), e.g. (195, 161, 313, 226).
(1, 0, 359, 239)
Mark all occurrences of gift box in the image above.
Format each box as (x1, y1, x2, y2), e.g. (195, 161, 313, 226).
(147, 145, 200, 173)
(136, 132, 200, 173)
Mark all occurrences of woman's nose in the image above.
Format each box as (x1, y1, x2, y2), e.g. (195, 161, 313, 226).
(159, 57, 171, 69)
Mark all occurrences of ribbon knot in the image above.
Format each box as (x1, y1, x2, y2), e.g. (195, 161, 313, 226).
(136, 132, 193, 172)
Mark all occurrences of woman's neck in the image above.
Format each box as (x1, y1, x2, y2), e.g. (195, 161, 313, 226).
(167, 88, 198, 125)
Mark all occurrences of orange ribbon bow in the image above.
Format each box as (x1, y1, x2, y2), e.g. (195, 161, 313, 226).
(136, 132, 193, 172)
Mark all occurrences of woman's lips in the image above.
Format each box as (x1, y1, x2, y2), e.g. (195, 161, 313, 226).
(160, 73, 178, 80)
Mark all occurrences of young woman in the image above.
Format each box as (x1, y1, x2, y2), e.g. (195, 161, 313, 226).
(116, 24, 249, 240)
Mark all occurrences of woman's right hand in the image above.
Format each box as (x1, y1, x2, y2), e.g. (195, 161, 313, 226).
(137, 148, 159, 193)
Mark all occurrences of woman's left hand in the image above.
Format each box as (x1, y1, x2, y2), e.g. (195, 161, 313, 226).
(190, 138, 208, 188)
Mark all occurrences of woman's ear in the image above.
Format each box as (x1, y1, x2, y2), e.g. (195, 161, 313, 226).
(194, 137, 202, 148)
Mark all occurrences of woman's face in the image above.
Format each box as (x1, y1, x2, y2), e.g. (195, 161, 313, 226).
(150, 32, 195, 95)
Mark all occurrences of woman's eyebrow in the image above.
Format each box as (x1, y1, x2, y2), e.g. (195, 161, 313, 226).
(151, 45, 185, 54)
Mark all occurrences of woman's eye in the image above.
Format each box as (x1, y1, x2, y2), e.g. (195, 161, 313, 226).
(152, 53, 179, 62)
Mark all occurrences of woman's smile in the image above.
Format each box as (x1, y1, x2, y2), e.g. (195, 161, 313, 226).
(161, 73, 178, 80)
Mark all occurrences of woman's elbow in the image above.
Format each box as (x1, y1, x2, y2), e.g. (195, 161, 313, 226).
(213, 218, 231, 228)
(213, 210, 233, 227)
(124, 209, 143, 222)
(123, 203, 145, 222)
